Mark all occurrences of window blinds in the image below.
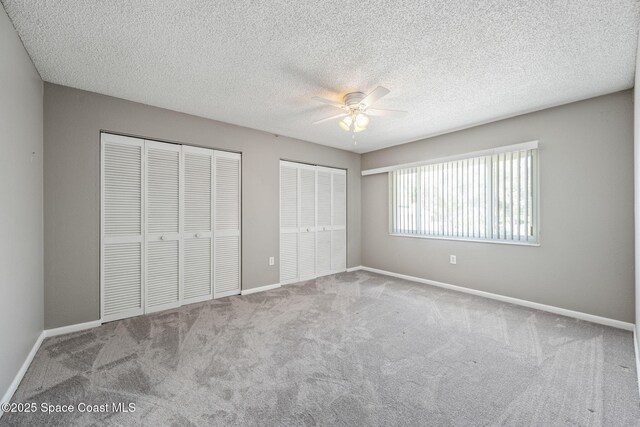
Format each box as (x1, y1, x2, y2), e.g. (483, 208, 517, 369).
(390, 147, 538, 243)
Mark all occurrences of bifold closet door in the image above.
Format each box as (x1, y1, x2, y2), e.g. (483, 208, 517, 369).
(280, 162, 299, 284)
(298, 165, 317, 280)
(315, 168, 332, 276)
(103, 133, 243, 321)
(101, 134, 144, 322)
(214, 151, 242, 298)
(331, 170, 347, 272)
(145, 141, 182, 312)
(183, 146, 214, 303)
(280, 161, 347, 284)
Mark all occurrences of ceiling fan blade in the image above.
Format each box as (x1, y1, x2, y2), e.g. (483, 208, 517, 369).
(312, 112, 347, 124)
(366, 108, 407, 117)
(360, 86, 390, 107)
(312, 96, 346, 109)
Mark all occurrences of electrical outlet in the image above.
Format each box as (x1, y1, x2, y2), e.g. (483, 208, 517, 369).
(449, 255, 457, 265)
(269, 256, 275, 266)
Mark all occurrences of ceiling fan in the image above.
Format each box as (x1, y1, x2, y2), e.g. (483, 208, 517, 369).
(312, 86, 407, 132)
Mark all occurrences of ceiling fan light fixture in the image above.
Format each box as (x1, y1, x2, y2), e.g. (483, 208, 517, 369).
(354, 112, 369, 128)
(339, 115, 353, 131)
(312, 86, 403, 135)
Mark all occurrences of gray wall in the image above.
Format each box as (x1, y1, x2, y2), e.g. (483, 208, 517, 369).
(0, 5, 43, 400)
(361, 91, 634, 323)
(44, 83, 361, 329)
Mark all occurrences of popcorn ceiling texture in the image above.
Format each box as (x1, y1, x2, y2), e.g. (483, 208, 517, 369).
(2, 0, 638, 153)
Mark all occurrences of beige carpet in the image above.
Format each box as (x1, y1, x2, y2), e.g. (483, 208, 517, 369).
(1, 271, 639, 426)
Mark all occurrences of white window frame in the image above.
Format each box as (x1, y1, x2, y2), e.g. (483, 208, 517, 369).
(384, 142, 540, 246)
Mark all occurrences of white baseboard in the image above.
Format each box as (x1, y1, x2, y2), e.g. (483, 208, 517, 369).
(359, 266, 634, 331)
(0, 331, 45, 416)
(241, 283, 281, 295)
(346, 266, 363, 272)
(44, 320, 102, 338)
(1, 319, 103, 417)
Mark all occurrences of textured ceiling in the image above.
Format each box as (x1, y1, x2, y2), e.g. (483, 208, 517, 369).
(3, 1, 639, 153)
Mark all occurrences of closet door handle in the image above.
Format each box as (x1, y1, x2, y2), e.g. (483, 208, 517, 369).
(160, 235, 166, 240)
(195, 233, 201, 238)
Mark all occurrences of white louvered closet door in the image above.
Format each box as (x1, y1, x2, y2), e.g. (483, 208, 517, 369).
(316, 167, 332, 277)
(280, 161, 299, 284)
(183, 146, 214, 304)
(101, 134, 144, 322)
(298, 165, 316, 280)
(145, 141, 182, 312)
(214, 151, 242, 298)
(331, 170, 347, 272)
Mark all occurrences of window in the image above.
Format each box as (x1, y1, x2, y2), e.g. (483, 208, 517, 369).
(390, 144, 538, 244)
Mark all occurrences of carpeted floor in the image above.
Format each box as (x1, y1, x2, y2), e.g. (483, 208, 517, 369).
(1, 271, 639, 426)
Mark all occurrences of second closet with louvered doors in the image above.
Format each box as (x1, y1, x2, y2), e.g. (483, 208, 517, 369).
(279, 160, 347, 285)
(101, 133, 241, 323)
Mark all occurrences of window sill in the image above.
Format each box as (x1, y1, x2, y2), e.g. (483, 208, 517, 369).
(389, 233, 540, 247)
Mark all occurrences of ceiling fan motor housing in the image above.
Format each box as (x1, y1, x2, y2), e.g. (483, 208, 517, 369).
(344, 92, 366, 109)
